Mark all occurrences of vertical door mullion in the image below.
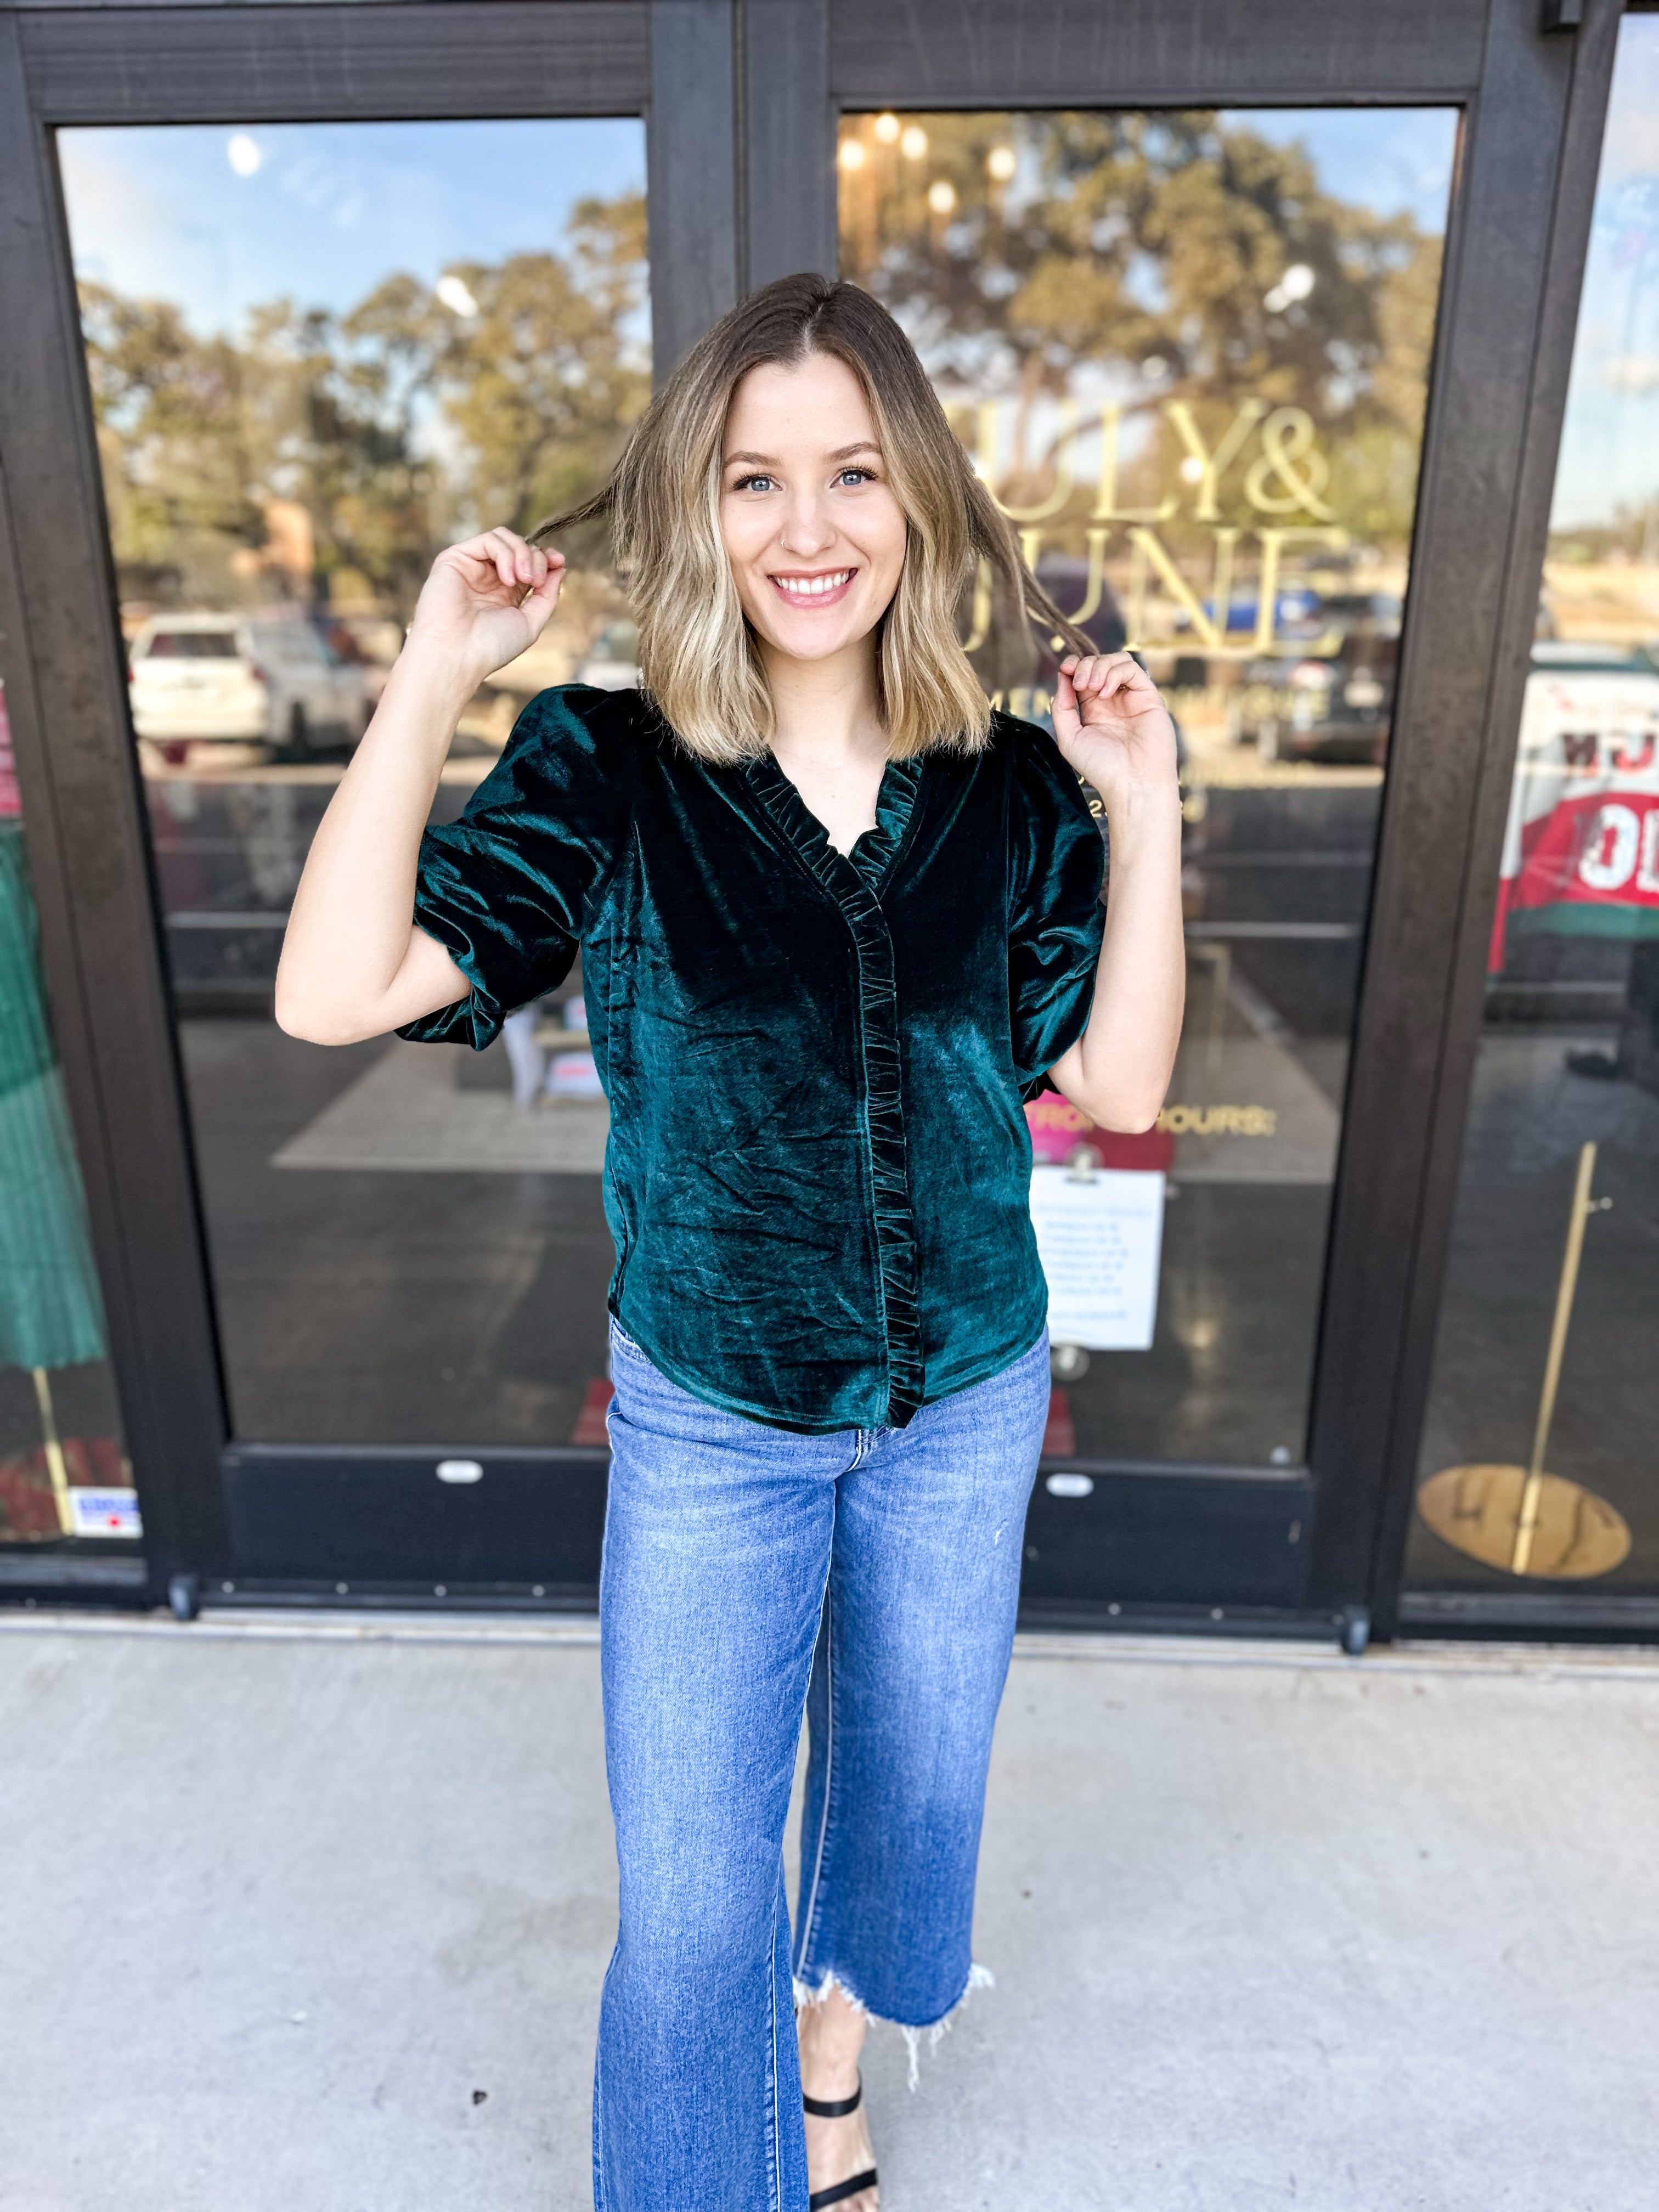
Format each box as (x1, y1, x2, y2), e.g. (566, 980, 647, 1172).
(742, 0, 835, 289)
(0, 18, 232, 1595)
(648, 0, 740, 376)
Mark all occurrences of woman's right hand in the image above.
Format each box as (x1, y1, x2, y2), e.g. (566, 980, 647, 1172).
(278, 525, 563, 1047)
(404, 526, 566, 685)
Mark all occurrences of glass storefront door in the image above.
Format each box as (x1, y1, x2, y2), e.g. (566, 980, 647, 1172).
(839, 106, 1457, 1470)
(1409, 13, 1659, 1599)
(57, 118, 648, 1463)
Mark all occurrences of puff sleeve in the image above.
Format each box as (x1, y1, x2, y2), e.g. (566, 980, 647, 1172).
(1006, 720, 1108, 1101)
(394, 685, 631, 1052)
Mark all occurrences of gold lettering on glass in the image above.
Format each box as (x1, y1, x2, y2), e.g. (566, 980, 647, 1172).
(983, 399, 1081, 522)
(1243, 407, 1336, 520)
(968, 396, 1351, 658)
(1124, 525, 1239, 653)
(1092, 402, 1178, 523)
(1161, 399, 1268, 523)
(1251, 527, 1349, 651)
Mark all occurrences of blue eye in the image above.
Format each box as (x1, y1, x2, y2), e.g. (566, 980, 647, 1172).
(837, 467, 874, 487)
(732, 472, 776, 493)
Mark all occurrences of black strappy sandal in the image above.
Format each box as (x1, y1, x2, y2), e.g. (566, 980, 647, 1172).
(803, 2074, 878, 2210)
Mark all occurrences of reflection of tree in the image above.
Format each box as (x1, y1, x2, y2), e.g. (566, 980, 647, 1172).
(840, 112, 1442, 551)
(82, 284, 267, 603)
(443, 195, 647, 536)
(81, 192, 647, 616)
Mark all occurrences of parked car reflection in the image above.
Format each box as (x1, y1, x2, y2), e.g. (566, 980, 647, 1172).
(309, 613, 400, 714)
(127, 608, 368, 770)
(1226, 592, 1402, 765)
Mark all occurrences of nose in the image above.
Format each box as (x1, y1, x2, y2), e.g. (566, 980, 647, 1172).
(776, 484, 836, 559)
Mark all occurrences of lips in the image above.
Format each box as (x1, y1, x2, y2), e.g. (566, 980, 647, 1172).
(769, 568, 855, 608)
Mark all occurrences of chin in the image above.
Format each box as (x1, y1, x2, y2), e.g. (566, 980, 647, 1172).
(752, 605, 876, 663)
(775, 626, 863, 662)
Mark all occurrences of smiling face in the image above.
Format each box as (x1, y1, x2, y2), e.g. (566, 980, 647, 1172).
(719, 352, 909, 669)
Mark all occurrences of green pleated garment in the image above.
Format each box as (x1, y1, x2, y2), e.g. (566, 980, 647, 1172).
(0, 820, 109, 1372)
(397, 686, 1105, 1434)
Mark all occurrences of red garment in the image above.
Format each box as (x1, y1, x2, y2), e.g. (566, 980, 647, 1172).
(0, 684, 20, 820)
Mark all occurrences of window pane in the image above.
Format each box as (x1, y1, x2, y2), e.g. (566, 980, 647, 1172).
(0, 682, 134, 1545)
(1410, 18, 1659, 1592)
(841, 106, 1456, 1465)
(59, 119, 648, 1446)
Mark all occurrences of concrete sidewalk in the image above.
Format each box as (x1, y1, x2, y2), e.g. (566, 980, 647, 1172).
(2, 1613, 1655, 2211)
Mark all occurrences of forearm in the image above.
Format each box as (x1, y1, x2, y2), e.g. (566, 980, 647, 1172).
(274, 639, 475, 1042)
(1051, 780, 1186, 1131)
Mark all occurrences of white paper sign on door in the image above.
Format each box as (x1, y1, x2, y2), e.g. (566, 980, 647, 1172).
(1028, 1165, 1165, 1350)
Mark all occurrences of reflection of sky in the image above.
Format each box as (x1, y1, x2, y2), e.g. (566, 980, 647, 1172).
(1550, 14, 1659, 532)
(1223, 106, 1457, 235)
(57, 118, 648, 338)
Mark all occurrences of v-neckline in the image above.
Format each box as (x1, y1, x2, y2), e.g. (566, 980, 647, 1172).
(742, 751, 923, 898)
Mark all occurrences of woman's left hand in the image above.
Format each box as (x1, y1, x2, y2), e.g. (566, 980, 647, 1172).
(1051, 651, 1178, 815)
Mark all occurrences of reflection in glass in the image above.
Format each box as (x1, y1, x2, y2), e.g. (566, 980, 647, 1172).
(59, 119, 649, 1444)
(842, 107, 1455, 1464)
(1411, 17, 1659, 1592)
(0, 683, 132, 1544)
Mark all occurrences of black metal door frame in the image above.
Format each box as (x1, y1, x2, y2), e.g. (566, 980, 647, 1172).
(0, 0, 1627, 1637)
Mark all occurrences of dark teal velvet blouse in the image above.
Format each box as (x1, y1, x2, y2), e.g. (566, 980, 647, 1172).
(396, 685, 1105, 1433)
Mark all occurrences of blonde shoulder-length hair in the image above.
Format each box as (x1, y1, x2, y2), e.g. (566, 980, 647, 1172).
(532, 273, 1089, 764)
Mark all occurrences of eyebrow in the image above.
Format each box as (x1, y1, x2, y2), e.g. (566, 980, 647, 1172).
(723, 441, 883, 467)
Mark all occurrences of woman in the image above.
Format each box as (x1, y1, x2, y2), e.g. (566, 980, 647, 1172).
(276, 274, 1183, 2211)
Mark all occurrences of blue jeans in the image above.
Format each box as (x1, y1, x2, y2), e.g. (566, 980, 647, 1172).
(593, 1321, 1051, 2211)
